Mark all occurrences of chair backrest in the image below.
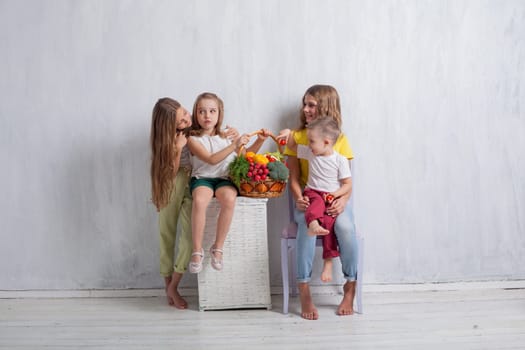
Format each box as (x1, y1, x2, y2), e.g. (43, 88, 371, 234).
(281, 187, 298, 239)
(286, 186, 295, 222)
(349, 159, 354, 211)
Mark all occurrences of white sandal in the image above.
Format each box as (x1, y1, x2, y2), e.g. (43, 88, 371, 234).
(210, 247, 224, 271)
(188, 249, 204, 273)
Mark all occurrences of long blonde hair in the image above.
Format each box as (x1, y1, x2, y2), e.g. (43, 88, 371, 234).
(150, 97, 181, 211)
(299, 84, 342, 130)
(190, 92, 226, 137)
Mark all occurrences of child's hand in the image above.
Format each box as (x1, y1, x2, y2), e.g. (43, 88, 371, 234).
(323, 193, 335, 205)
(276, 128, 291, 146)
(224, 125, 240, 141)
(235, 133, 250, 150)
(174, 131, 188, 150)
(295, 195, 310, 212)
(326, 196, 347, 217)
(256, 128, 272, 140)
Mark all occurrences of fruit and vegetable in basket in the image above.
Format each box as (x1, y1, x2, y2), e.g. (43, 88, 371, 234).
(228, 131, 289, 197)
(229, 151, 289, 186)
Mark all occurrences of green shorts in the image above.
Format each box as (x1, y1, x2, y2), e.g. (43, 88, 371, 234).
(190, 177, 237, 193)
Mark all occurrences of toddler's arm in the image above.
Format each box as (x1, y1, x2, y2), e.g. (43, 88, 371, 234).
(330, 177, 352, 200)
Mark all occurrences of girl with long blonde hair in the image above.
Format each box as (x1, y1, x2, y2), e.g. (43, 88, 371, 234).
(150, 97, 193, 309)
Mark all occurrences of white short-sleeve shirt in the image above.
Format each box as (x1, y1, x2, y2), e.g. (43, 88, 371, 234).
(190, 134, 236, 179)
(297, 145, 351, 193)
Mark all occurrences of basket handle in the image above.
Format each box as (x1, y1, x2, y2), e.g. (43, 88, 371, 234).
(237, 130, 284, 156)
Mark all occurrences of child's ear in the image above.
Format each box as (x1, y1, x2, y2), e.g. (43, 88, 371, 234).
(324, 138, 330, 145)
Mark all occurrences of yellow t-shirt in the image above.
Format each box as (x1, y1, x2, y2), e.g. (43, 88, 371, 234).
(283, 129, 354, 188)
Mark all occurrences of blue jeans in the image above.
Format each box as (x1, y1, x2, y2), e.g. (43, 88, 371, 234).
(294, 202, 358, 283)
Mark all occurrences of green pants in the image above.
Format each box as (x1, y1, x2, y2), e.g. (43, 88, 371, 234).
(159, 169, 192, 276)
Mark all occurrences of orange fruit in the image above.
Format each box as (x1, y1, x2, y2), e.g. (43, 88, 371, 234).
(241, 183, 254, 193)
(255, 183, 268, 193)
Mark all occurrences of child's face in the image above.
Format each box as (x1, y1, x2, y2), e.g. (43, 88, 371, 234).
(303, 94, 319, 125)
(307, 128, 332, 156)
(175, 107, 192, 131)
(196, 98, 219, 133)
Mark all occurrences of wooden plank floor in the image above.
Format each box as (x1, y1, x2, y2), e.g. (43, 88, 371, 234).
(1, 288, 524, 349)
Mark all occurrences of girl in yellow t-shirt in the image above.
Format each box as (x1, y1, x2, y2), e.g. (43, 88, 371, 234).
(278, 84, 359, 320)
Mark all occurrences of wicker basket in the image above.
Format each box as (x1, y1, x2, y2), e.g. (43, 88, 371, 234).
(231, 130, 288, 198)
(238, 179, 286, 198)
(198, 197, 271, 311)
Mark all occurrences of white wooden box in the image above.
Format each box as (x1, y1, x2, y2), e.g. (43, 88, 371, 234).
(198, 197, 272, 311)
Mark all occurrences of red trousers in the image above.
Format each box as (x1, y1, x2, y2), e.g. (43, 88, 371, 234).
(303, 188, 339, 259)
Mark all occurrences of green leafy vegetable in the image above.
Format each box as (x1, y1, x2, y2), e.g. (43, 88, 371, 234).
(228, 156, 250, 187)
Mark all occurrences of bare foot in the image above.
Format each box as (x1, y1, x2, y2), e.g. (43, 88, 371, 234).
(307, 220, 330, 236)
(298, 283, 319, 320)
(164, 276, 174, 306)
(321, 259, 333, 282)
(166, 272, 188, 309)
(337, 281, 356, 316)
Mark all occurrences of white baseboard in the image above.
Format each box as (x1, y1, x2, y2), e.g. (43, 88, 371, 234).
(272, 279, 525, 295)
(361, 280, 525, 292)
(1, 280, 523, 299)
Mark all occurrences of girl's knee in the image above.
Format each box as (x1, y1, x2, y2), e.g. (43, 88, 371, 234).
(215, 187, 237, 207)
(192, 198, 210, 211)
(192, 187, 213, 206)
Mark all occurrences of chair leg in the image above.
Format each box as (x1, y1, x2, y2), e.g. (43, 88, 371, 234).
(281, 238, 290, 314)
(355, 235, 364, 314)
(290, 240, 298, 296)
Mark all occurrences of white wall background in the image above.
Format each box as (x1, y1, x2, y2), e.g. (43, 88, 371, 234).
(1, 0, 524, 291)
